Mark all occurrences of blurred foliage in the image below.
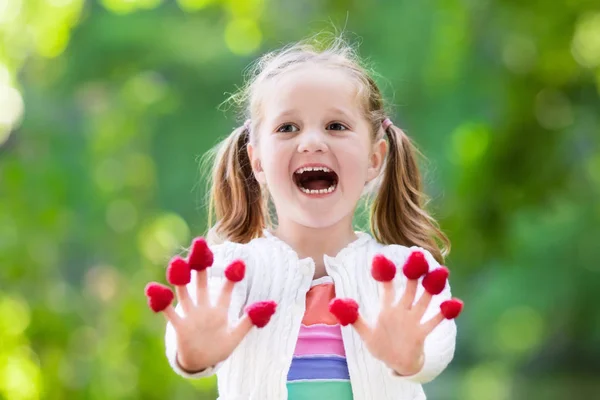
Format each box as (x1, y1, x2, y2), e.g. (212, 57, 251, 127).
(1, 0, 600, 399)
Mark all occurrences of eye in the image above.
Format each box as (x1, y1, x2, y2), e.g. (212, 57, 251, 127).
(327, 122, 348, 131)
(276, 124, 299, 133)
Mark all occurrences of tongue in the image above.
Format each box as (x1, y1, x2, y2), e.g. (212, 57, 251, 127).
(303, 180, 331, 190)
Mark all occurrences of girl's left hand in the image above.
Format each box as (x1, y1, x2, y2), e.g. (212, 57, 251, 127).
(329, 252, 463, 376)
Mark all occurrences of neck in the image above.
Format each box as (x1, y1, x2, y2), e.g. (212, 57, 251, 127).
(272, 216, 358, 266)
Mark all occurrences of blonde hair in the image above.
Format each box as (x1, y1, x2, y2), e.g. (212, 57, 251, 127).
(204, 36, 450, 263)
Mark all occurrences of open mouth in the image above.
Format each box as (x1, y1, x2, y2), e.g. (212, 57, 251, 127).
(293, 165, 339, 194)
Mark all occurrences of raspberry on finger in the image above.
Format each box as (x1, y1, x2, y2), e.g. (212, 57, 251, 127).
(144, 282, 174, 312)
(188, 237, 214, 271)
(328, 298, 359, 326)
(225, 260, 246, 282)
(402, 251, 429, 280)
(246, 301, 277, 328)
(371, 254, 396, 282)
(422, 267, 449, 295)
(440, 298, 463, 319)
(167, 256, 191, 285)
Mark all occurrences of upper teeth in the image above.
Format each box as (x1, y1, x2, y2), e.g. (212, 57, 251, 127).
(295, 166, 332, 174)
(300, 186, 336, 194)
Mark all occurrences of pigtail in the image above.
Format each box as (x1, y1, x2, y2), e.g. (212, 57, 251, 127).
(370, 124, 450, 264)
(206, 124, 268, 244)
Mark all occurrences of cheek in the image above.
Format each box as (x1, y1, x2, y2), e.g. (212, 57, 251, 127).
(337, 143, 371, 181)
(259, 140, 292, 183)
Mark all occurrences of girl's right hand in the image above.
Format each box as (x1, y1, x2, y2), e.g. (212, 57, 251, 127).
(166, 263, 253, 372)
(145, 240, 277, 373)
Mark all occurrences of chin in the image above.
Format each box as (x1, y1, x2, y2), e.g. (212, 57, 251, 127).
(289, 203, 352, 230)
(270, 186, 359, 229)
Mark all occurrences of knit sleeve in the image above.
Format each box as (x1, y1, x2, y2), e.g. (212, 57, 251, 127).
(164, 241, 252, 379)
(384, 245, 457, 384)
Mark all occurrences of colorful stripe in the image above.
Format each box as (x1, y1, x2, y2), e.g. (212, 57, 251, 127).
(287, 380, 353, 399)
(294, 324, 346, 357)
(287, 356, 350, 381)
(287, 278, 353, 399)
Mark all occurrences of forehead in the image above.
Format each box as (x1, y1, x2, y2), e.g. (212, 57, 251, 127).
(258, 64, 361, 120)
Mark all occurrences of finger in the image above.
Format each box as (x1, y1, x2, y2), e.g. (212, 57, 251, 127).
(380, 281, 395, 310)
(175, 285, 194, 314)
(217, 260, 246, 309)
(195, 269, 209, 307)
(372, 255, 396, 309)
(329, 298, 359, 326)
(216, 280, 235, 309)
(411, 290, 433, 319)
(227, 315, 254, 349)
(398, 279, 418, 309)
(422, 267, 449, 296)
(421, 311, 445, 335)
(144, 282, 174, 313)
(440, 298, 464, 319)
(163, 305, 183, 327)
(245, 300, 277, 328)
(351, 314, 373, 341)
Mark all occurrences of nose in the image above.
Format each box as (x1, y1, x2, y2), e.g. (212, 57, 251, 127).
(297, 129, 328, 153)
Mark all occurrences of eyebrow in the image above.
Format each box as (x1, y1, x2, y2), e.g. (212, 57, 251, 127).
(329, 107, 356, 123)
(271, 107, 356, 123)
(272, 109, 297, 119)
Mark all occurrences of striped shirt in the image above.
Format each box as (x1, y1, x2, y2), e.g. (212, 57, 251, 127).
(286, 275, 353, 399)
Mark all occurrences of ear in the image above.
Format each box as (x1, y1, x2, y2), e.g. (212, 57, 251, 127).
(366, 138, 387, 182)
(247, 143, 266, 184)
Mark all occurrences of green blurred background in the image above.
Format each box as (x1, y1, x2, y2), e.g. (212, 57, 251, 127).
(1, 0, 600, 399)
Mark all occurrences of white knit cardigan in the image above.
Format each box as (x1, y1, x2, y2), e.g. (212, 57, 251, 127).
(165, 231, 457, 399)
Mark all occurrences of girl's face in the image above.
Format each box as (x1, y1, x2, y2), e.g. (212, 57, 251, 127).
(247, 65, 387, 230)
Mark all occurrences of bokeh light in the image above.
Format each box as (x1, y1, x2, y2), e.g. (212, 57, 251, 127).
(449, 123, 490, 166)
(495, 306, 544, 355)
(571, 12, 600, 68)
(225, 18, 262, 55)
(138, 213, 191, 264)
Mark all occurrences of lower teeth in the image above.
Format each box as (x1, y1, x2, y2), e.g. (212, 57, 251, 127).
(300, 185, 336, 194)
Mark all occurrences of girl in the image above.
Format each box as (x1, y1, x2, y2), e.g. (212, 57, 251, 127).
(147, 37, 463, 399)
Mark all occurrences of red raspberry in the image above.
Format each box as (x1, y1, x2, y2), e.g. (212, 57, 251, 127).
(371, 254, 396, 282)
(144, 282, 174, 312)
(402, 251, 429, 280)
(329, 298, 359, 326)
(225, 260, 246, 282)
(422, 267, 449, 295)
(188, 237, 214, 271)
(166, 256, 191, 285)
(245, 301, 277, 328)
(440, 298, 464, 319)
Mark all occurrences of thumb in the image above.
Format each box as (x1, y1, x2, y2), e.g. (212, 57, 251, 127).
(227, 300, 277, 350)
(351, 314, 373, 342)
(227, 315, 254, 349)
(329, 298, 373, 341)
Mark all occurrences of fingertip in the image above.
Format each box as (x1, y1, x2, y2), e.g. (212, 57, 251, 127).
(371, 254, 396, 282)
(144, 282, 174, 313)
(225, 260, 246, 282)
(188, 237, 214, 271)
(440, 298, 464, 319)
(328, 298, 359, 326)
(402, 251, 429, 280)
(422, 267, 449, 295)
(245, 300, 277, 328)
(167, 256, 192, 286)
